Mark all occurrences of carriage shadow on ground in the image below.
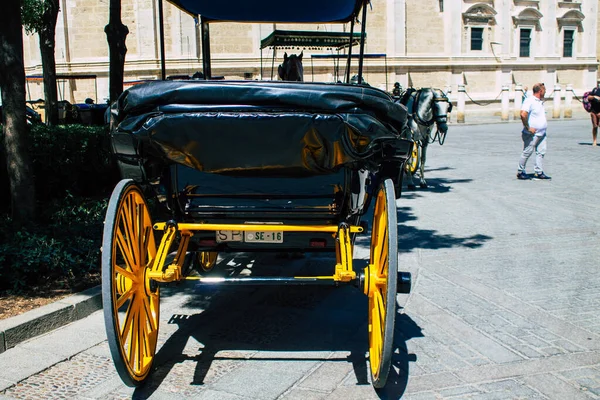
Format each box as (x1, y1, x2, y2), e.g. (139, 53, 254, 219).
(133, 176, 490, 399)
(133, 253, 385, 399)
(401, 176, 473, 197)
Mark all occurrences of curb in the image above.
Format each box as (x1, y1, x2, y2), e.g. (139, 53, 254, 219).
(0, 285, 102, 353)
(450, 114, 589, 126)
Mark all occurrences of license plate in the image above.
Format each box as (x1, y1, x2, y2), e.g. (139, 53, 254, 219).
(244, 231, 283, 243)
(216, 230, 243, 243)
(216, 229, 284, 243)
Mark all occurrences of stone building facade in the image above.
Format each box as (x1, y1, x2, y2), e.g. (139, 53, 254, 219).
(22, 0, 599, 108)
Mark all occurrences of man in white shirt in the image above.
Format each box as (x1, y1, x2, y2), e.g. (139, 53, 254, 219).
(517, 82, 551, 180)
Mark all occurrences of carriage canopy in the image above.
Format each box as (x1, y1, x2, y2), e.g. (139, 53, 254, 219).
(167, 0, 365, 23)
(260, 30, 363, 50)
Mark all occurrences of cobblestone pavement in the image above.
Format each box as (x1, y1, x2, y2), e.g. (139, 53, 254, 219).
(0, 118, 599, 399)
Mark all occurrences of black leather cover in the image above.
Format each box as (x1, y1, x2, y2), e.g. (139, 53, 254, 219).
(111, 80, 411, 178)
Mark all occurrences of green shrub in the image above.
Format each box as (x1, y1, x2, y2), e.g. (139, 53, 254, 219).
(0, 124, 119, 291)
(28, 124, 119, 200)
(0, 195, 107, 291)
(0, 124, 120, 212)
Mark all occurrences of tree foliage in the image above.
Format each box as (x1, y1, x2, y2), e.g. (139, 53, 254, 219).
(21, 0, 49, 35)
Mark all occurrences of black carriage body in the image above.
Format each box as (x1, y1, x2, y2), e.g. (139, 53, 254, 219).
(110, 80, 411, 251)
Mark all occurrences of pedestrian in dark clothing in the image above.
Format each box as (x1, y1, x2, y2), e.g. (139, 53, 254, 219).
(586, 85, 600, 147)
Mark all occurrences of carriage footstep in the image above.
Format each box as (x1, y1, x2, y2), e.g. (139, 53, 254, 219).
(275, 252, 305, 259)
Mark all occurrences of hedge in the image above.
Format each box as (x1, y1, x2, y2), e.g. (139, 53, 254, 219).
(0, 124, 120, 291)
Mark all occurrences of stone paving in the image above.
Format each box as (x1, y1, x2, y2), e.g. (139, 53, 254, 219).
(0, 118, 599, 399)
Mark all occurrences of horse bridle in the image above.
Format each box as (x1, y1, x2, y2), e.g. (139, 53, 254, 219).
(413, 88, 452, 145)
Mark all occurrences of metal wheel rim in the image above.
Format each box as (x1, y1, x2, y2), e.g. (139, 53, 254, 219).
(368, 179, 398, 388)
(102, 179, 159, 387)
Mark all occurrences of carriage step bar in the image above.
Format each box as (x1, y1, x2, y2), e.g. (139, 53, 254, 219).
(184, 271, 412, 294)
(185, 276, 355, 286)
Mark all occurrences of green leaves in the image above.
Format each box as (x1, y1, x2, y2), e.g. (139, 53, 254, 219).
(21, 0, 59, 35)
(0, 197, 107, 291)
(0, 123, 117, 291)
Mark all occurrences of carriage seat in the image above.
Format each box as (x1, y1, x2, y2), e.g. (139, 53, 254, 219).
(111, 80, 411, 178)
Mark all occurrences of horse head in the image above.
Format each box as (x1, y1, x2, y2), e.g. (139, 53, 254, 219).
(277, 52, 304, 82)
(431, 88, 452, 136)
(397, 87, 452, 143)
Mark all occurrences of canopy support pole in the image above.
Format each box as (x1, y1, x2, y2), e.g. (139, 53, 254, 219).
(158, 0, 166, 80)
(345, 18, 355, 84)
(357, 3, 368, 85)
(385, 56, 388, 92)
(201, 17, 212, 79)
(271, 48, 276, 80)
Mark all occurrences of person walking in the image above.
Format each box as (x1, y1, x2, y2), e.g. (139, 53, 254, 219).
(517, 82, 551, 180)
(586, 85, 600, 147)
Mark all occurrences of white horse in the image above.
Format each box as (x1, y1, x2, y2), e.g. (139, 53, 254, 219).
(397, 87, 452, 189)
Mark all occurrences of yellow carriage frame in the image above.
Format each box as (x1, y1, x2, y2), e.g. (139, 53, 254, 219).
(103, 178, 411, 388)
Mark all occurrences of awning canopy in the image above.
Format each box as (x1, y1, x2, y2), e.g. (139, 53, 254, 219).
(311, 53, 385, 59)
(260, 30, 363, 50)
(27, 74, 97, 80)
(167, 0, 364, 23)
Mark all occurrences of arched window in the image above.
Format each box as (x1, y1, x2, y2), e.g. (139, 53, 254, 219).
(512, 8, 543, 58)
(557, 10, 584, 58)
(462, 4, 497, 54)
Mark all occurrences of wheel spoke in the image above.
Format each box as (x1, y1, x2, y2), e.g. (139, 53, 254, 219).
(116, 228, 137, 273)
(120, 293, 136, 342)
(116, 285, 134, 309)
(136, 308, 143, 373)
(141, 293, 158, 332)
(126, 299, 139, 365)
(127, 196, 141, 268)
(136, 203, 145, 267)
(115, 265, 137, 282)
(373, 290, 384, 338)
(372, 293, 383, 360)
(121, 197, 140, 268)
(377, 228, 388, 276)
(377, 289, 386, 326)
(141, 226, 151, 269)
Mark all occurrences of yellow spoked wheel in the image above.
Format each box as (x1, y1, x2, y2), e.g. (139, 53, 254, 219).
(405, 142, 420, 176)
(196, 251, 218, 272)
(102, 179, 159, 387)
(364, 178, 398, 388)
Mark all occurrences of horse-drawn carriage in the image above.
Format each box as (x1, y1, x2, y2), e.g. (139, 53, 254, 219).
(103, 0, 413, 389)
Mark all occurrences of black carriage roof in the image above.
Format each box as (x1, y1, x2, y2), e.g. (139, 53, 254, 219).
(260, 30, 363, 50)
(167, 0, 365, 23)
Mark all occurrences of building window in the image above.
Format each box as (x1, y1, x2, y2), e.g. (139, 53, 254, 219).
(563, 30, 574, 57)
(471, 28, 483, 51)
(520, 29, 531, 57)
